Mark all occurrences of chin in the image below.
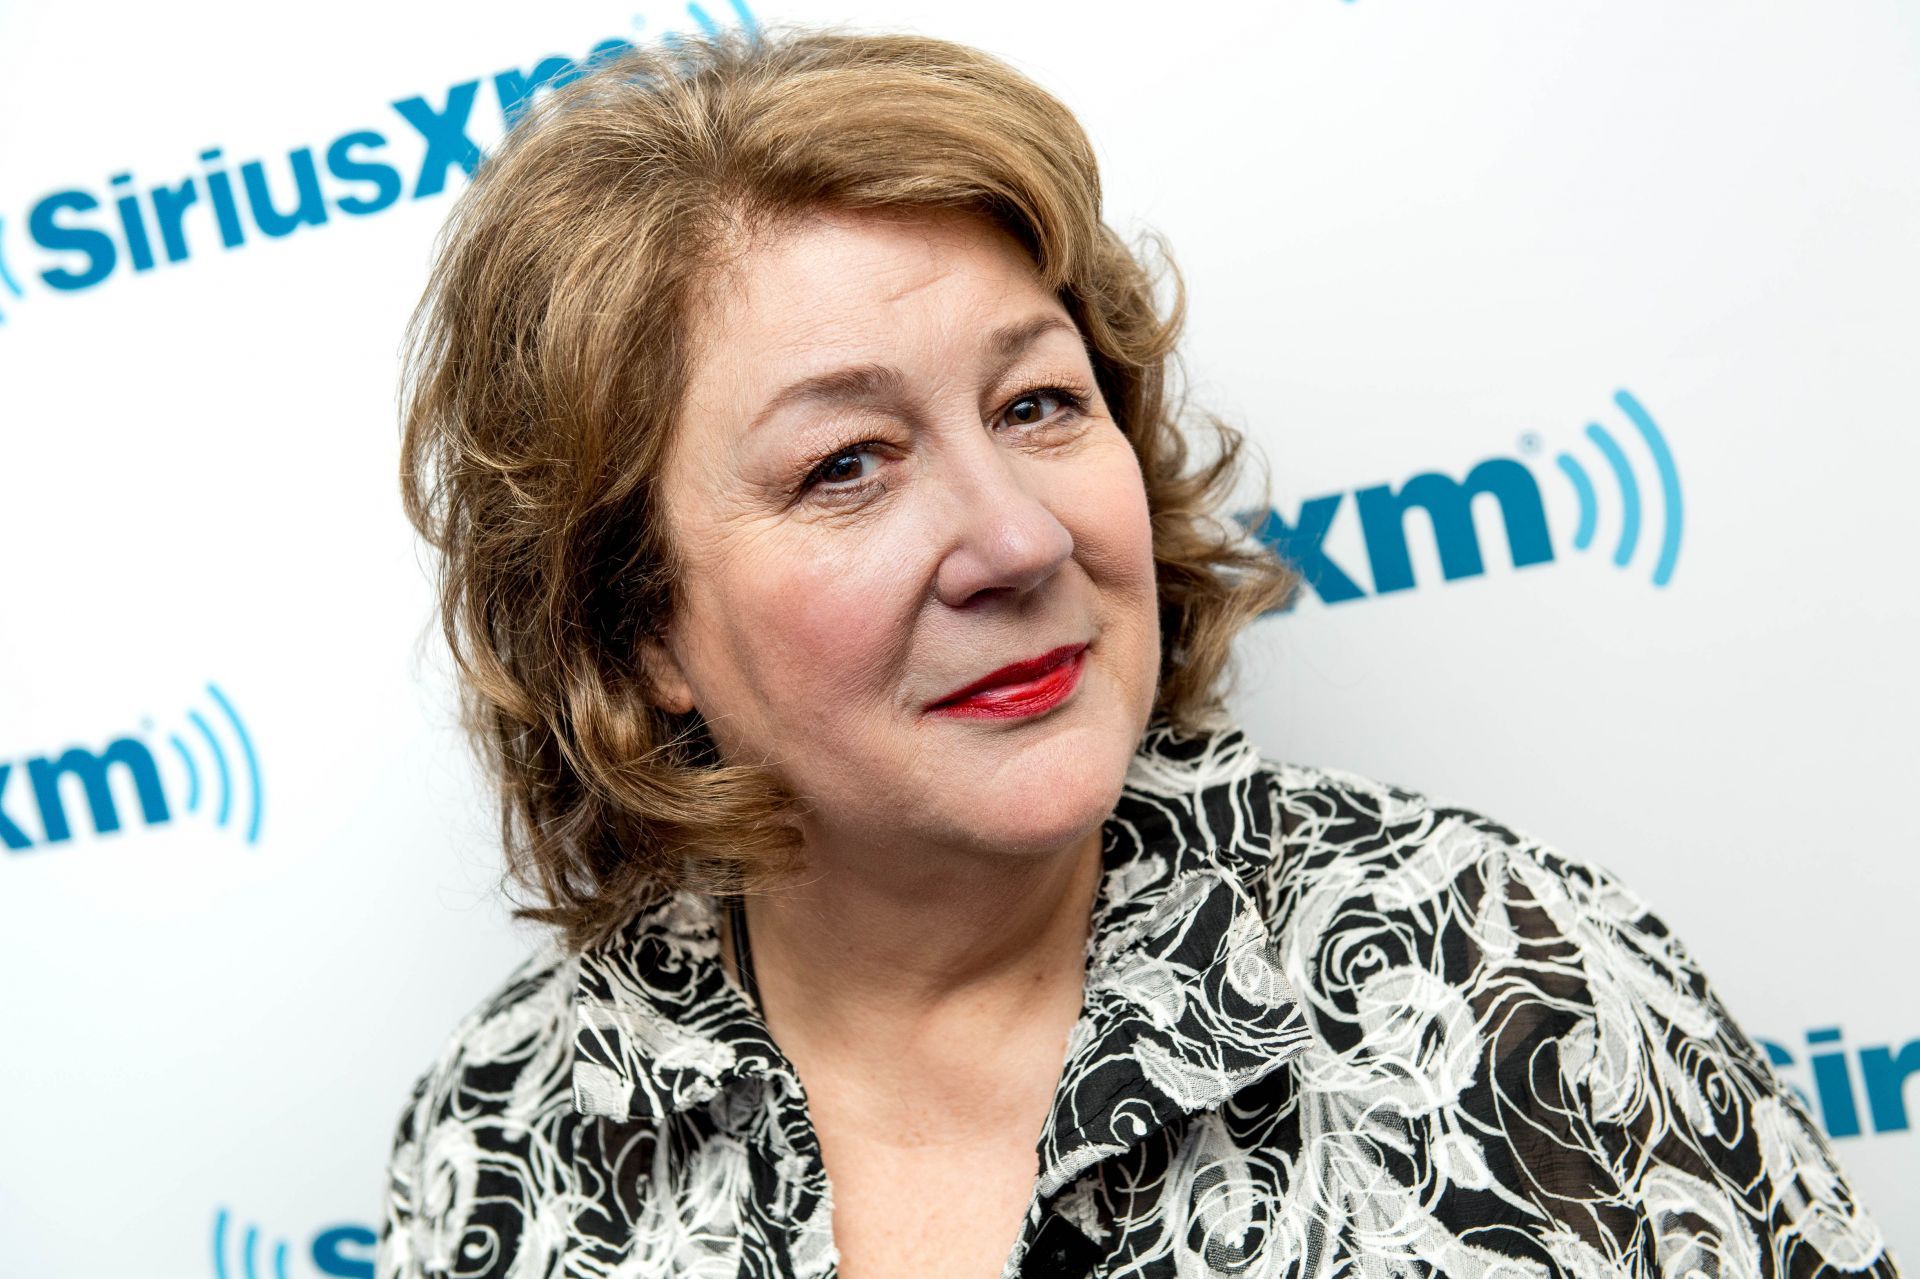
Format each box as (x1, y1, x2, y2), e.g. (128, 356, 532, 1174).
(956, 709, 1142, 856)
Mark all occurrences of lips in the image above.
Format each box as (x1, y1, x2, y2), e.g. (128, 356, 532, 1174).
(926, 643, 1088, 719)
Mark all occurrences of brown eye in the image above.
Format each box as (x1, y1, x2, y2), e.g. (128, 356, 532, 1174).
(1006, 393, 1049, 425)
(804, 445, 880, 490)
(1001, 389, 1070, 429)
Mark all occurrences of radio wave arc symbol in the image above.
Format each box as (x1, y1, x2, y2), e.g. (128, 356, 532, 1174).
(650, 0, 759, 47)
(0, 215, 25, 326)
(649, 0, 760, 51)
(212, 1208, 291, 1279)
(1551, 389, 1683, 587)
(166, 682, 264, 845)
(682, 0, 758, 38)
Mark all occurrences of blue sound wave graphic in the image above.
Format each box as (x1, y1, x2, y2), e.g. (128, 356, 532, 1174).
(168, 682, 264, 844)
(0, 215, 24, 326)
(684, 0, 759, 36)
(213, 1208, 291, 1279)
(1552, 389, 1683, 587)
(655, 0, 759, 51)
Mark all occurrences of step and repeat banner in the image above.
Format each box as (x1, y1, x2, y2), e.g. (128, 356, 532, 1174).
(2, 1, 1915, 1272)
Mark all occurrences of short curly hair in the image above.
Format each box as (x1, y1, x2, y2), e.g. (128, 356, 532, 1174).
(399, 27, 1296, 952)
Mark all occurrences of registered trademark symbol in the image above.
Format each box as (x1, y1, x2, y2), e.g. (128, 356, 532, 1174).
(1518, 432, 1542, 455)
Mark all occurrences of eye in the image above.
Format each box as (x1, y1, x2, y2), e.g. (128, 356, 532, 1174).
(998, 388, 1080, 430)
(803, 443, 881, 490)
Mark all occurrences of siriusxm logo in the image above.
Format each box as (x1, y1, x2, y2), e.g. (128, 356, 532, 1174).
(214, 1209, 373, 1279)
(1248, 389, 1684, 606)
(1761, 1026, 1920, 1140)
(0, 1, 757, 327)
(1, 681, 262, 852)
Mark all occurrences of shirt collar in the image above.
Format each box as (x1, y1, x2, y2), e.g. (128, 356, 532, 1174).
(568, 717, 1312, 1187)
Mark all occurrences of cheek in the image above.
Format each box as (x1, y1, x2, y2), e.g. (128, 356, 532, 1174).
(1060, 442, 1158, 601)
(1053, 440, 1162, 710)
(682, 521, 922, 727)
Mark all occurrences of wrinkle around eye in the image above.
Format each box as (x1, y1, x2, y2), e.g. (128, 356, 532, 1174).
(1004, 404, 1106, 456)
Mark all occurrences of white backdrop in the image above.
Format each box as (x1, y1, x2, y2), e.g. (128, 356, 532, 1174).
(2, 1, 1914, 1273)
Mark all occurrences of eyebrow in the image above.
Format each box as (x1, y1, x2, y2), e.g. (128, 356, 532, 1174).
(746, 314, 1082, 434)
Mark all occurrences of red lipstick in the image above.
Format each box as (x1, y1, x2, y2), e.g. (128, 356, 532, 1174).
(926, 643, 1088, 719)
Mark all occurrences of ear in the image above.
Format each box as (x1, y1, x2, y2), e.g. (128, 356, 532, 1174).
(638, 635, 697, 716)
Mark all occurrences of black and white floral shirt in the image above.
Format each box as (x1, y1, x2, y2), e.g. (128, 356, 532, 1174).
(376, 721, 1899, 1278)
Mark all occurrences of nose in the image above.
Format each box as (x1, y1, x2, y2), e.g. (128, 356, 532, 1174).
(932, 447, 1075, 608)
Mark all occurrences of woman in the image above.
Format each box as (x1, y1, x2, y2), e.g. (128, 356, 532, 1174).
(378, 28, 1897, 1279)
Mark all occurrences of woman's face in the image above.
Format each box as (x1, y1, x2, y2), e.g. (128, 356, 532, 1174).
(649, 207, 1161, 863)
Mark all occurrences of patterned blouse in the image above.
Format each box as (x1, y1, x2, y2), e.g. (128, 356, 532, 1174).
(375, 721, 1900, 1278)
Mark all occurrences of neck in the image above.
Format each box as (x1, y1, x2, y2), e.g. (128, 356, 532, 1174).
(729, 823, 1105, 1062)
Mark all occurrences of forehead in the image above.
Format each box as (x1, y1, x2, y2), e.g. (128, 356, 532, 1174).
(685, 208, 1062, 385)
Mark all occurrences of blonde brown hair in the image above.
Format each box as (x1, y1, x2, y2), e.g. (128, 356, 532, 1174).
(399, 28, 1296, 951)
